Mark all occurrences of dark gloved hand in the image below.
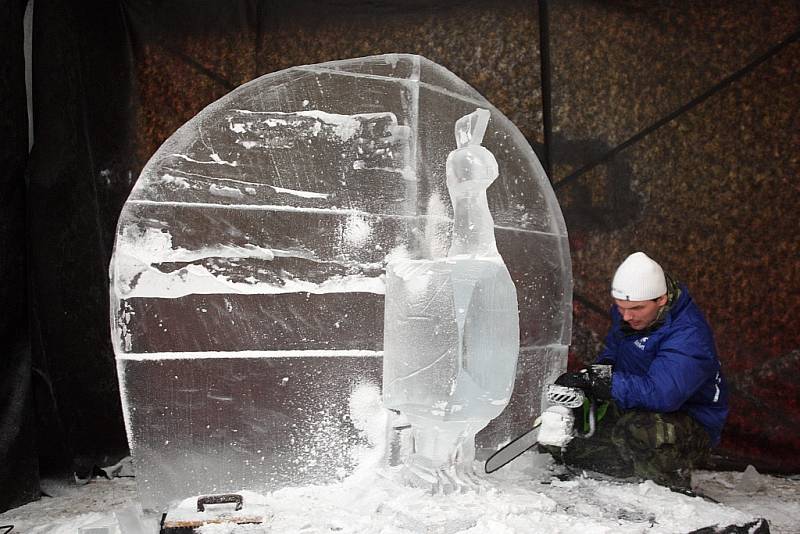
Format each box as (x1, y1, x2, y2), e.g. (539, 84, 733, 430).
(554, 369, 592, 391)
(554, 364, 613, 401)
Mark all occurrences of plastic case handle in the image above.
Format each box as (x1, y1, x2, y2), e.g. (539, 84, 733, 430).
(197, 493, 243, 512)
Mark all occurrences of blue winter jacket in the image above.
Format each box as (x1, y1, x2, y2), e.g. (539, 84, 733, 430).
(596, 284, 729, 446)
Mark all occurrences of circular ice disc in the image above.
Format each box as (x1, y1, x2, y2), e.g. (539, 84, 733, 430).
(109, 54, 572, 509)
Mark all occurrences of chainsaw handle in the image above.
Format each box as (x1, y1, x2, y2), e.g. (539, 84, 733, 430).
(197, 493, 243, 512)
(575, 399, 596, 439)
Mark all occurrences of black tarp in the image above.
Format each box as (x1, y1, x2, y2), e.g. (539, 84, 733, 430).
(0, 0, 38, 513)
(1, 0, 136, 510)
(27, 0, 135, 467)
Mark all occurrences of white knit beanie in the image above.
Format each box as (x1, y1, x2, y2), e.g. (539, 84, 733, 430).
(611, 252, 667, 301)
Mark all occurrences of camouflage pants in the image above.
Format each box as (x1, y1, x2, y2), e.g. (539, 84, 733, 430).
(554, 402, 710, 488)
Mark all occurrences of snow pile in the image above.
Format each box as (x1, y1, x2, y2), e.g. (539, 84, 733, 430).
(2, 453, 788, 533)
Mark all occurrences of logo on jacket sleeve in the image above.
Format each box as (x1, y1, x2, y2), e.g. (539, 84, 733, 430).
(634, 336, 649, 350)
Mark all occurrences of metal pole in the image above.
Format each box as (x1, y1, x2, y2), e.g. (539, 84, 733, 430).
(538, 0, 554, 181)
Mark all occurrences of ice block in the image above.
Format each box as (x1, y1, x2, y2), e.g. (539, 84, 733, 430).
(110, 55, 572, 510)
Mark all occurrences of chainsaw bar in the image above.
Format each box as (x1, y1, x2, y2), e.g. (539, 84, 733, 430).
(485, 385, 587, 474)
(484, 420, 541, 474)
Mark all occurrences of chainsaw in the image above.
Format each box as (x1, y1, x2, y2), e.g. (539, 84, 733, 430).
(484, 384, 597, 473)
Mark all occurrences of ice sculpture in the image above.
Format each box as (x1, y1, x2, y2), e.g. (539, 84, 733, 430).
(110, 54, 571, 511)
(383, 109, 519, 490)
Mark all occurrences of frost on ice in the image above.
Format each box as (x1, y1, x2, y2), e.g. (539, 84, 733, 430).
(110, 54, 571, 511)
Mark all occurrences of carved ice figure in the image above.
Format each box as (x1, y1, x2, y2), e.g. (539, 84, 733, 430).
(382, 109, 519, 491)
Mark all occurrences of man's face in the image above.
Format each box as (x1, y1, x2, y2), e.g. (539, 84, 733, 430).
(614, 295, 667, 330)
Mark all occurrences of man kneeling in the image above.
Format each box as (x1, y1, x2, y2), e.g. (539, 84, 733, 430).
(552, 252, 729, 490)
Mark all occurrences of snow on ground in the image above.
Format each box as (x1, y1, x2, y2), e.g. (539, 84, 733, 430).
(693, 468, 800, 534)
(1, 452, 798, 533)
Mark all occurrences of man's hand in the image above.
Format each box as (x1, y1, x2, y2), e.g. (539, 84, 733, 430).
(554, 369, 591, 390)
(553, 364, 613, 401)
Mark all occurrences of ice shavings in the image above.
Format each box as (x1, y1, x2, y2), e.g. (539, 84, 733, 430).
(116, 350, 383, 361)
(196, 455, 758, 534)
(352, 161, 417, 181)
(299, 110, 360, 141)
(160, 173, 191, 188)
(8, 463, 789, 533)
(170, 153, 238, 167)
(112, 301, 135, 353)
(227, 109, 405, 146)
(113, 226, 385, 298)
(400, 165, 416, 181)
(209, 184, 245, 199)
(343, 381, 390, 478)
(156, 170, 329, 200)
(291, 404, 355, 479)
(117, 263, 385, 298)
(115, 227, 277, 264)
(226, 109, 411, 176)
(343, 213, 372, 247)
(270, 186, 329, 199)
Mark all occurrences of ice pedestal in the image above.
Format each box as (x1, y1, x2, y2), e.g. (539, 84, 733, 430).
(111, 54, 572, 511)
(382, 110, 519, 491)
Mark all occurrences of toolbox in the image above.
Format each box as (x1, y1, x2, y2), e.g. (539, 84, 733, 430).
(160, 492, 270, 533)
